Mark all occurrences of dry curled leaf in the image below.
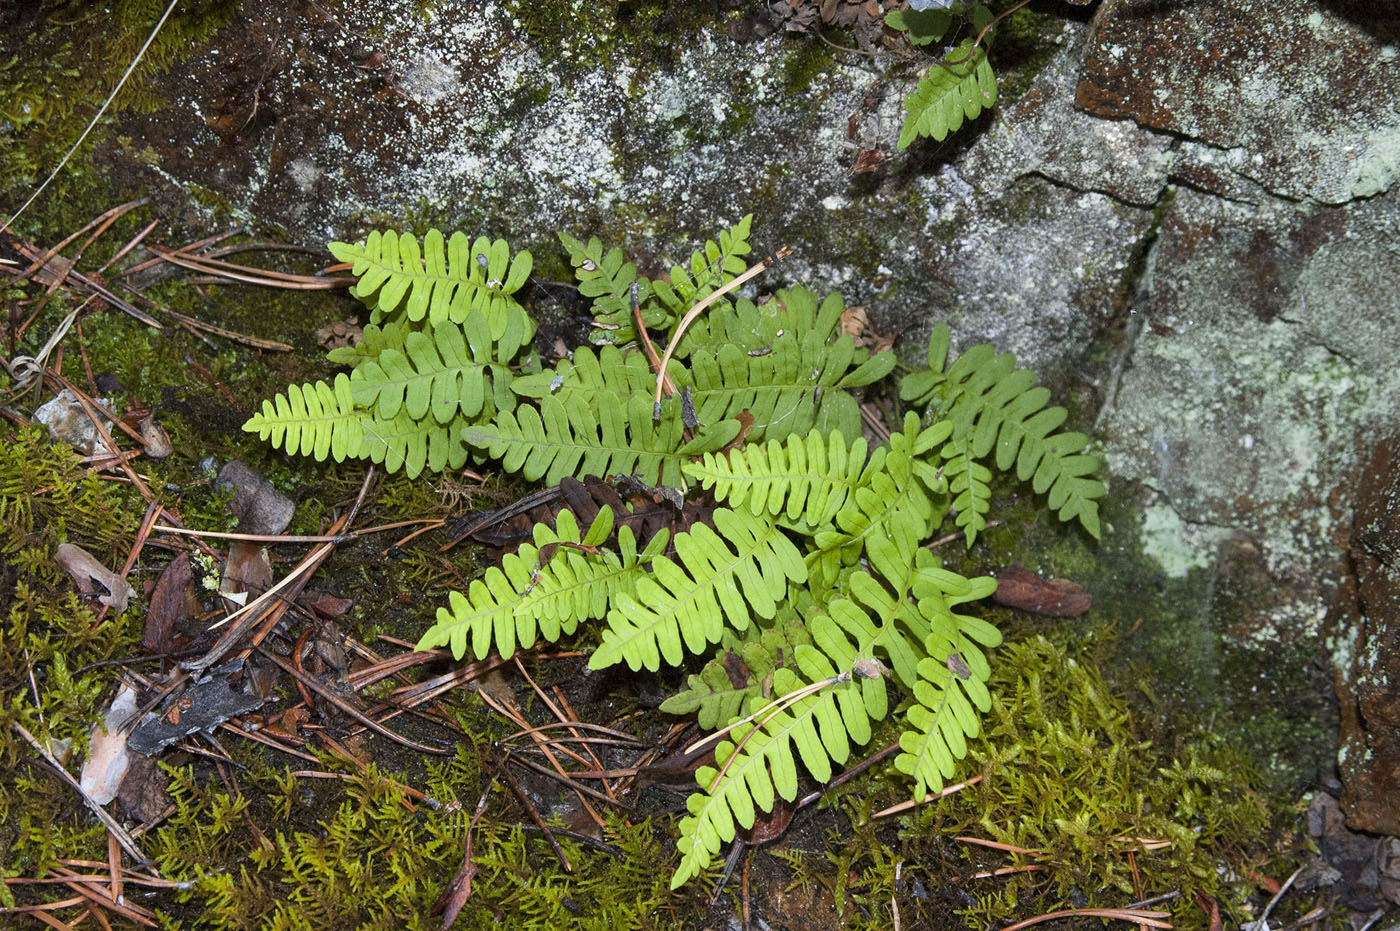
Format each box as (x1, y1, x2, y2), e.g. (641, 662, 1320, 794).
(145, 553, 194, 653)
(55, 542, 136, 613)
(992, 565, 1092, 617)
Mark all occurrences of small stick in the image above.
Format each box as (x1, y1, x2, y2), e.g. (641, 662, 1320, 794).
(495, 750, 573, 873)
(652, 247, 792, 411)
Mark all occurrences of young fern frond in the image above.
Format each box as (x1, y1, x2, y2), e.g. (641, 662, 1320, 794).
(510, 344, 659, 413)
(589, 508, 808, 672)
(417, 509, 669, 660)
(358, 408, 474, 477)
(330, 229, 535, 340)
(562, 216, 754, 351)
(903, 322, 1107, 542)
(659, 617, 815, 730)
(463, 393, 741, 488)
(897, 38, 997, 149)
(676, 286, 844, 358)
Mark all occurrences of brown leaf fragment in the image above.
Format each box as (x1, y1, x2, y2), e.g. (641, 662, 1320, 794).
(136, 410, 173, 459)
(315, 317, 362, 351)
(222, 540, 273, 599)
(116, 753, 171, 824)
(80, 686, 139, 805)
(740, 794, 795, 844)
(993, 565, 1092, 617)
(145, 553, 193, 653)
(432, 828, 478, 929)
(55, 542, 136, 613)
(301, 590, 354, 619)
(722, 651, 751, 690)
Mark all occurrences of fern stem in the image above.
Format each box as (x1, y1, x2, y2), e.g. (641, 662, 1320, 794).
(652, 246, 793, 412)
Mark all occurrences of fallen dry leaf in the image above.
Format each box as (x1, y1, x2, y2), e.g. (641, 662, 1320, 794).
(145, 553, 194, 653)
(80, 686, 139, 806)
(315, 317, 362, 351)
(992, 565, 1092, 617)
(55, 542, 136, 613)
(217, 460, 294, 535)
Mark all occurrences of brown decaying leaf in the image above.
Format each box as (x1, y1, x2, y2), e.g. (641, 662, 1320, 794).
(55, 542, 136, 613)
(740, 794, 796, 845)
(992, 565, 1092, 617)
(145, 553, 193, 653)
(222, 539, 273, 599)
(79, 686, 139, 806)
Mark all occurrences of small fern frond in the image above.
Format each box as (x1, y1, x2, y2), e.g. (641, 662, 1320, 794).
(242, 374, 363, 464)
(897, 39, 996, 149)
(416, 510, 668, 660)
(510, 344, 658, 412)
(590, 508, 808, 672)
(895, 638, 994, 799)
(329, 229, 535, 342)
(558, 231, 660, 346)
(348, 313, 521, 424)
(463, 393, 740, 488)
(671, 612, 885, 888)
(902, 323, 1107, 541)
(649, 214, 753, 337)
(684, 429, 871, 530)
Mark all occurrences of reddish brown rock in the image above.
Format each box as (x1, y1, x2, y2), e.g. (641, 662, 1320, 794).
(1335, 438, 1400, 835)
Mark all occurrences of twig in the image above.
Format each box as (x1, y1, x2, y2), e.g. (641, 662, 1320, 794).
(999, 907, 1172, 931)
(871, 774, 983, 818)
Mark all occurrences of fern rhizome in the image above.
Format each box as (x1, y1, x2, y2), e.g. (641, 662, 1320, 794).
(244, 216, 1107, 888)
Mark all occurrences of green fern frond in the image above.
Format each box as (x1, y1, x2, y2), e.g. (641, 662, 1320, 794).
(510, 344, 658, 412)
(684, 428, 871, 530)
(810, 413, 950, 589)
(590, 508, 808, 672)
(671, 611, 885, 887)
(329, 229, 535, 342)
(417, 509, 669, 660)
(562, 216, 754, 351)
(902, 323, 1107, 541)
(897, 39, 996, 149)
(358, 408, 473, 477)
(463, 393, 740, 488)
(676, 287, 842, 358)
(242, 374, 363, 464)
(676, 328, 894, 443)
(347, 313, 522, 423)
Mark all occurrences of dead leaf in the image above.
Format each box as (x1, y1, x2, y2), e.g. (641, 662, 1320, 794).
(432, 828, 478, 929)
(145, 553, 193, 653)
(992, 565, 1092, 617)
(116, 753, 171, 824)
(80, 686, 139, 805)
(222, 540, 273, 600)
(136, 410, 173, 459)
(55, 542, 136, 613)
(740, 794, 795, 844)
(301, 590, 354, 619)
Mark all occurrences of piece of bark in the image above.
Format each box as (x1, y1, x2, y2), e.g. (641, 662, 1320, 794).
(993, 565, 1092, 617)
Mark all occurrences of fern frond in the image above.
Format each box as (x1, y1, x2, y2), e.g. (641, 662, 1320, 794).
(677, 329, 894, 443)
(684, 429, 871, 529)
(649, 214, 753, 338)
(676, 287, 842, 358)
(510, 344, 658, 411)
(416, 510, 669, 660)
(671, 612, 885, 887)
(810, 413, 950, 589)
(348, 313, 521, 423)
(358, 408, 473, 478)
(464, 393, 740, 488)
(897, 39, 996, 149)
(329, 229, 535, 342)
(590, 508, 807, 672)
(902, 323, 1107, 541)
(242, 374, 363, 464)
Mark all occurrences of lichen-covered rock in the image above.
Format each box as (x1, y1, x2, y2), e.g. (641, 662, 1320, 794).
(1077, 0, 1400, 203)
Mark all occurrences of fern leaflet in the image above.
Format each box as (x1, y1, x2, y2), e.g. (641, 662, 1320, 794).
(590, 508, 808, 672)
(897, 39, 996, 149)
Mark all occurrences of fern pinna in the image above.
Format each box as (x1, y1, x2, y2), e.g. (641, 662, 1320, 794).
(245, 215, 1106, 889)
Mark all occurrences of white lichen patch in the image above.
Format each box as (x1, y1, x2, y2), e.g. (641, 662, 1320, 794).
(1139, 503, 1229, 578)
